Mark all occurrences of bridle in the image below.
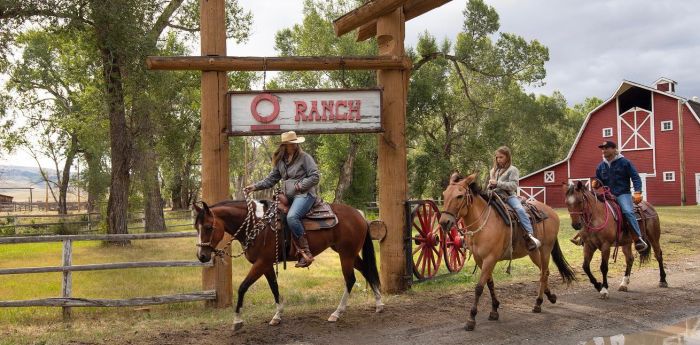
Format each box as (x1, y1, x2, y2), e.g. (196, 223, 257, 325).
(567, 188, 611, 233)
(443, 183, 493, 237)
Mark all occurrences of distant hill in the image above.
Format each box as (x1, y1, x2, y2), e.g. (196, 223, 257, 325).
(0, 165, 60, 202)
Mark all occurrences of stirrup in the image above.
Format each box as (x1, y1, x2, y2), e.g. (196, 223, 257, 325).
(634, 239, 648, 252)
(526, 234, 541, 251)
(295, 253, 314, 268)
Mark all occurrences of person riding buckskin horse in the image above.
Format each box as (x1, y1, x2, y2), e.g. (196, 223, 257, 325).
(488, 146, 541, 251)
(244, 131, 320, 268)
(571, 140, 648, 252)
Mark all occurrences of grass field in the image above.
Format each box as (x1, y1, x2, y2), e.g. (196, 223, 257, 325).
(0, 206, 698, 345)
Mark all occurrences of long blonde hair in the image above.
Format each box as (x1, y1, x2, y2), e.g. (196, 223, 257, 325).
(492, 146, 512, 173)
(272, 144, 303, 166)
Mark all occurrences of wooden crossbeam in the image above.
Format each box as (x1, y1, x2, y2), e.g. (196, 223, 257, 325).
(146, 56, 412, 71)
(333, 0, 411, 37)
(355, 0, 453, 41)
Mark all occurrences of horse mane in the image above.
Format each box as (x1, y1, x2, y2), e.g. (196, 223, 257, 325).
(194, 199, 248, 225)
(451, 173, 489, 200)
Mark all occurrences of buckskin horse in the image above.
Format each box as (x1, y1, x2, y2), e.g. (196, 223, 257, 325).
(193, 196, 383, 330)
(563, 181, 667, 299)
(439, 173, 575, 331)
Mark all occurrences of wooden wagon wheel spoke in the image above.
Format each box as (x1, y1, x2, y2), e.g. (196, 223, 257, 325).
(444, 218, 467, 273)
(411, 201, 443, 280)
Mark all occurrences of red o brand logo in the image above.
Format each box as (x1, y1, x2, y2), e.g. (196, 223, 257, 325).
(250, 93, 280, 123)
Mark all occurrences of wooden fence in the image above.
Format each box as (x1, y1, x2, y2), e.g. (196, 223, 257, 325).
(0, 231, 216, 320)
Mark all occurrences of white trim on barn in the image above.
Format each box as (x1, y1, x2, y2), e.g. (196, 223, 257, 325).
(663, 171, 676, 182)
(544, 171, 555, 183)
(568, 178, 591, 189)
(661, 120, 673, 131)
(602, 127, 613, 137)
(518, 187, 546, 203)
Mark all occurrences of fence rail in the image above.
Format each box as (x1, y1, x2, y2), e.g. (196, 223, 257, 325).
(0, 231, 216, 320)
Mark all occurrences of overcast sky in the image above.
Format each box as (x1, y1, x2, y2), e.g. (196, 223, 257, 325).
(2, 0, 698, 168)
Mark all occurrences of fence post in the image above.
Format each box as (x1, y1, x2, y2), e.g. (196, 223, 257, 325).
(87, 213, 91, 233)
(61, 239, 72, 321)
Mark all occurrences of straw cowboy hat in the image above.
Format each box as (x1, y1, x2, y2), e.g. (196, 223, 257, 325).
(280, 131, 305, 144)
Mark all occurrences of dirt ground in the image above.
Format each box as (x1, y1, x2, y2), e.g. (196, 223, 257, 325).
(126, 253, 700, 345)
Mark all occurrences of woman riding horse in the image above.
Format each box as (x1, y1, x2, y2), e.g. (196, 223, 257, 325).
(245, 131, 318, 268)
(488, 146, 541, 251)
(440, 172, 575, 331)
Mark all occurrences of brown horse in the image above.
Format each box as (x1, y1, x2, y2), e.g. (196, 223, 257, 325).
(563, 181, 667, 299)
(193, 199, 383, 330)
(439, 173, 575, 331)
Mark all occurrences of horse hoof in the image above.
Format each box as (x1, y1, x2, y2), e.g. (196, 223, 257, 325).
(659, 282, 668, 288)
(327, 315, 339, 322)
(618, 285, 628, 292)
(465, 320, 476, 331)
(488, 312, 499, 321)
(547, 294, 557, 304)
(269, 318, 281, 326)
(375, 304, 385, 313)
(233, 321, 244, 331)
(532, 305, 542, 313)
(599, 287, 609, 299)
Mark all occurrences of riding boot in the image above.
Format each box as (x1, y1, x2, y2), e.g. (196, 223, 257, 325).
(570, 231, 583, 246)
(524, 233, 541, 251)
(294, 233, 314, 268)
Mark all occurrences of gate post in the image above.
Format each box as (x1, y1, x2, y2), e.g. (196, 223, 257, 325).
(200, 0, 232, 308)
(376, 8, 409, 293)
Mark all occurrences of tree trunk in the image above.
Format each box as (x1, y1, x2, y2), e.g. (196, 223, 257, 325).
(170, 169, 184, 210)
(102, 48, 130, 241)
(57, 135, 79, 215)
(142, 154, 166, 232)
(333, 136, 360, 203)
(83, 151, 102, 213)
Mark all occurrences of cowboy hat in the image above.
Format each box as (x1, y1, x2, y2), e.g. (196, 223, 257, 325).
(280, 131, 305, 144)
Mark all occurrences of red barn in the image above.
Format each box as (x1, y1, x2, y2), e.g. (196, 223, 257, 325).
(519, 78, 700, 207)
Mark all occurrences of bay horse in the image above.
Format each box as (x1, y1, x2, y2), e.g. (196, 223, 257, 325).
(439, 173, 575, 331)
(193, 198, 383, 330)
(563, 181, 667, 299)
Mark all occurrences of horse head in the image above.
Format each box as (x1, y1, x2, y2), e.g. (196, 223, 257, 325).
(193, 202, 227, 263)
(563, 181, 588, 230)
(439, 172, 477, 232)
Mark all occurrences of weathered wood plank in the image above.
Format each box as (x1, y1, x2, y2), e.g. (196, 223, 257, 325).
(0, 231, 197, 244)
(355, 0, 453, 41)
(0, 260, 213, 275)
(146, 56, 411, 72)
(61, 240, 72, 320)
(333, 0, 410, 36)
(0, 291, 216, 307)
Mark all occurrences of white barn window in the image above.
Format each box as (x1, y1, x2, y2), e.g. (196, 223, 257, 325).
(661, 120, 673, 132)
(602, 127, 613, 137)
(544, 171, 555, 183)
(663, 171, 675, 182)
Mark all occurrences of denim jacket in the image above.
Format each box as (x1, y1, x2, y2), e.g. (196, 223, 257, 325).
(595, 154, 642, 196)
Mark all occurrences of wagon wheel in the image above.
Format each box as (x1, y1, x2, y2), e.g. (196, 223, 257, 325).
(443, 218, 467, 273)
(410, 201, 443, 280)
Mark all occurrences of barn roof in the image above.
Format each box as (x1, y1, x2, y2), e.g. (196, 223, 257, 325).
(520, 79, 700, 180)
(0, 194, 14, 199)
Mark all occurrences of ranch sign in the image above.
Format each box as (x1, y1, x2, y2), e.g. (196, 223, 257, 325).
(228, 88, 382, 136)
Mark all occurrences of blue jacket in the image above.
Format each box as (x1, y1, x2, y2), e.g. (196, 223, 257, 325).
(595, 154, 642, 196)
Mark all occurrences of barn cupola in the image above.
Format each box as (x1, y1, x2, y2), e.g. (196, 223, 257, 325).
(653, 77, 677, 93)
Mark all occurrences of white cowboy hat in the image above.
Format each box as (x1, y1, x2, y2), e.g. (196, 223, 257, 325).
(280, 131, 305, 144)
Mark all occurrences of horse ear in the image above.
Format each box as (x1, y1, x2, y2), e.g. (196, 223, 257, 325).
(192, 203, 202, 213)
(465, 173, 478, 185)
(202, 202, 211, 215)
(576, 180, 584, 191)
(450, 172, 461, 183)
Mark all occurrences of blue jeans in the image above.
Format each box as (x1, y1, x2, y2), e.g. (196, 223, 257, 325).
(616, 194, 642, 238)
(507, 196, 533, 234)
(287, 194, 316, 238)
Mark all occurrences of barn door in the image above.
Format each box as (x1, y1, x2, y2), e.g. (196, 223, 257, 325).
(518, 187, 546, 203)
(618, 107, 653, 151)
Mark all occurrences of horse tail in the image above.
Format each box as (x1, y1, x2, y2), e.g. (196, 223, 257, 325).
(360, 224, 381, 289)
(551, 239, 576, 284)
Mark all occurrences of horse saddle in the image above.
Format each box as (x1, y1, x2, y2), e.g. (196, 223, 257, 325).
(276, 193, 338, 230)
(490, 197, 548, 227)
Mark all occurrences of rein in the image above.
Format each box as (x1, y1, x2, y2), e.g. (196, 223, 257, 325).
(568, 187, 624, 261)
(198, 189, 282, 272)
(445, 184, 493, 237)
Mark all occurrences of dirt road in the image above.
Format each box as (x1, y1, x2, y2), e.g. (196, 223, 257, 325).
(143, 255, 699, 345)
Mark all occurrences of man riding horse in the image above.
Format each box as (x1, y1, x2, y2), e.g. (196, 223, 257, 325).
(571, 140, 648, 252)
(245, 131, 319, 267)
(488, 146, 541, 251)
